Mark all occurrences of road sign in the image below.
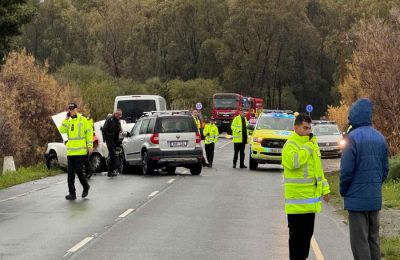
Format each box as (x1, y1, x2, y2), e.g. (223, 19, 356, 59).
(196, 102, 203, 110)
(306, 104, 313, 113)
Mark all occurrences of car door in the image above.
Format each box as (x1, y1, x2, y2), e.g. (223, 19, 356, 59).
(123, 120, 142, 163)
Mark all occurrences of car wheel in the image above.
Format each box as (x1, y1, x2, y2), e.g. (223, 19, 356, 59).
(249, 156, 258, 170)
(89, 153, 104, 173)
(46, 153, 58, 170)
(142, 151, 153, 175)
(190, 163, 202, 175)
(166, 166, 176, 175)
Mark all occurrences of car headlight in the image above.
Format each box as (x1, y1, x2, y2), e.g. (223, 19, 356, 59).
(253, 137, 262, 143)
(339, 139, 346, 147)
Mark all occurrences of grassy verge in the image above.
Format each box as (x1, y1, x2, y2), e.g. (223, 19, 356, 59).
(326, 172, 400, 259)
(0, 163, 61, 190)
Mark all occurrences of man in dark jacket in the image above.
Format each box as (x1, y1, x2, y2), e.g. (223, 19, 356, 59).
(102, 109, 122, 177)
(340, 98, 389, 260)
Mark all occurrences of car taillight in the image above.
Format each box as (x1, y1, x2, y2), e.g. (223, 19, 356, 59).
(150, 133, 159, 144)
(196, 132, 201, 143)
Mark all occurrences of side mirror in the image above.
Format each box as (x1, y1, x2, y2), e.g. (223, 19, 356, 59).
(122, 131, 131, 137)
(247, 125, 255, 130)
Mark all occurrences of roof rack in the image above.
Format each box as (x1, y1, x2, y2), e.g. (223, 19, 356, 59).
(142, 110, 191, 117)
(263, 109, 293, 114)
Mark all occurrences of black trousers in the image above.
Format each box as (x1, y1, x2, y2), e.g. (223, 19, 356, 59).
(67, 155, 89, 195)
(205, 143, 215, 166)
(287, 213, 315, 260)
(106, 141, 117, 173)
(233, 142, 246, 166)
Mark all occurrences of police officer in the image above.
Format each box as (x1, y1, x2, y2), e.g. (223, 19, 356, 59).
(281, 113, 330, 260)
(102, 109, 122, 177)
(59, 102, 93, 200)
(231, 109, 248, 168)
(203, 116, 219, 168)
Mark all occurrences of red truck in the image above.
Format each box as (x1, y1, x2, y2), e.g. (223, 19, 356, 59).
(243, 97, 264, 120)
(212, 93, 243, 133)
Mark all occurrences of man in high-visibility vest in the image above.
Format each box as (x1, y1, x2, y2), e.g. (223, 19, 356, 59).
(231, 109, 248, 168)
(192, 109, 201, 132)
(281, 113, 330, 260)
(59, 102, 93, 200)
(203, 116, 219, 168)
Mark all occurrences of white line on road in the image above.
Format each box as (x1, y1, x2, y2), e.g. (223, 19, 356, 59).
(0, 196, 17, 202)
(217, 141, 231, 149)
(148, 191, 159, 197)
(118, 208, 135, 218)
(67, 236, 94, 253)
(168, 178, 175, 184)
(311, 236, 325, 260)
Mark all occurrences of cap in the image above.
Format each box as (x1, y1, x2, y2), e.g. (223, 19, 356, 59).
(68, 102, 78, 110)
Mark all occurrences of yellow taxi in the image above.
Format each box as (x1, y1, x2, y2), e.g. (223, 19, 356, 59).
(248, 111, 295, 170)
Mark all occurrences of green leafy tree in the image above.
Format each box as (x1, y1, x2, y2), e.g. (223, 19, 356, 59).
(0, 0, 33, 63)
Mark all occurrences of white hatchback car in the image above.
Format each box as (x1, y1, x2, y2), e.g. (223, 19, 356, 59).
(312, 120, 345, 157)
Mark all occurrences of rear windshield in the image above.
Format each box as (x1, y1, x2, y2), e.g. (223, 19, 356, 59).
(117, 100, 156, 123)
(155, 117, 197, 133)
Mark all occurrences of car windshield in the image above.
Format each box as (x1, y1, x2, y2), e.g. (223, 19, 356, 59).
(214, 96, 238, 109)
(312, 125, 341, 136)
(155, 117, 197, 133)
(117, 100, 156, 123)
(256, 116, 294, 131)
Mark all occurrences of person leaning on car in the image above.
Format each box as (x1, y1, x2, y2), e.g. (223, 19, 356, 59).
(59, 102, 93, 200)
(102, 109, 122, 177)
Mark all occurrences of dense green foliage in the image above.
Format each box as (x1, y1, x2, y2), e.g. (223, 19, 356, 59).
(14, 0, 400, 117)
(0, 0, 33, 63)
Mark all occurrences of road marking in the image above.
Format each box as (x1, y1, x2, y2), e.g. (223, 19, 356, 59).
(0, 196, 17, 202)
(311, 236, 325, 260)
(218, 141, 231, 149)
(67, 236, 94, 253)
(168, 178, 175, 184)
(148, 191, 159, 197)
(118, 208, 135, 218)
(55, 180, 66, 184)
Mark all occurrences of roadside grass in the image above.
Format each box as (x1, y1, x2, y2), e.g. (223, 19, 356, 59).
(327, 171, 400, 259)
(0, 163, 61, 190)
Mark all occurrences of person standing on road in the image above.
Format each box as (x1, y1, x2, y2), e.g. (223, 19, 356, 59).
(340, 98, 389, 260)
(281, 113, 330, 260)
(192, 109, 202, 136)
(203, 116, 219, 168)
(102, 109, 122, 177)
(59, 102, 93, 200)
(231, 109, 248, 168)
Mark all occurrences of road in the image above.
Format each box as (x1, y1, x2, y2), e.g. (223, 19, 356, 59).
(0, 139, 351, 260)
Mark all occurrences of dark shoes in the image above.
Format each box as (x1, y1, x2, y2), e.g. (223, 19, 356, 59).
(233, 165, 236, 168)
(82, 185, 90, 198)
(65, 194, 77, 200)
(240, 165, 248, 169)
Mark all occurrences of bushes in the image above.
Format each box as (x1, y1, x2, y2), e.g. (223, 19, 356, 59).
(387, 156, 400, 181)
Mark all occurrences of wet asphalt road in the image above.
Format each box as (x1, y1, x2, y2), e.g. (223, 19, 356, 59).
(0, 139, 351, 260)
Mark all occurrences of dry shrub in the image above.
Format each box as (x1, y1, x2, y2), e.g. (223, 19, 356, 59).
(326, 102, 349, 132)
(0, 51, 88, 165)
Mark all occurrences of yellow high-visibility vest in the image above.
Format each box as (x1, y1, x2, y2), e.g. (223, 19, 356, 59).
(59, 113, 93, 156)
(230, 115, 248, 143)
(281, 132, 330, 214)
(203, 123, 219, 144)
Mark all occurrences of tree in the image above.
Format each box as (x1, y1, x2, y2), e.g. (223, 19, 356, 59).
(0, 0, 33, 63)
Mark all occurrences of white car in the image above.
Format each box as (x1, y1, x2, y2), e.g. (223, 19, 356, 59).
(44, 112, 110, 174)
(312, 120, 345, 157)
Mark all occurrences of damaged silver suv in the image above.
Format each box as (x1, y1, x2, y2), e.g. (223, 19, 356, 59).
(122, 111, 203, 175)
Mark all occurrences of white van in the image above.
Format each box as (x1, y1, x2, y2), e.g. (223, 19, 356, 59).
(114, 95, 167, 132)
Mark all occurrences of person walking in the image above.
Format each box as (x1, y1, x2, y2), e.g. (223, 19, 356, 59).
(231, 109, 248, 168)
(281, 113, 330, 260)
(59, 102, 93, 200)
(340, 98, 389, 260)
(203, 117, 219, 168)
(102, 109, 122, 177)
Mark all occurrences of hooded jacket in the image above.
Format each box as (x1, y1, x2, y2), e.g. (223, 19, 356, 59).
(340, 98, 389, 211)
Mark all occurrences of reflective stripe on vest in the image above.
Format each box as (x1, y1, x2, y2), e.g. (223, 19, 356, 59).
(285, 197, 321, 204)
(285, 176, 322, 184)
(67, 147, 87, 152)
(302, 145, 313, 155)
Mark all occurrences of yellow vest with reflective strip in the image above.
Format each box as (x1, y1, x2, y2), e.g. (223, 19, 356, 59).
(231, 115, 248, 143)
(59, 113, 93, 156)
(203, 123, 219, 144)
(193, 116, 201, 131)
(281, 132, 330, 214)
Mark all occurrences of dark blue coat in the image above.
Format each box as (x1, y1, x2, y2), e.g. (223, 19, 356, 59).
(340, 98, 389, 211)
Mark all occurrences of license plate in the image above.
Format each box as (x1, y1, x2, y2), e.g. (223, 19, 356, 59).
(222, 120, 230, 124)
(322, 147, 336, 151)
(169, 141, 188, 147)
(264, 148, 282, 153)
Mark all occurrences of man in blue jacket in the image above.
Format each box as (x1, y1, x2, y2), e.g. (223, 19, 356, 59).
(340, 98, 389, 260)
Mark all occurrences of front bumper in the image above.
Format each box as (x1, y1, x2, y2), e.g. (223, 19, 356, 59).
(147, 147, 204, 167)
(319, 146, 341, 157)
(250, 144, 282, 164)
